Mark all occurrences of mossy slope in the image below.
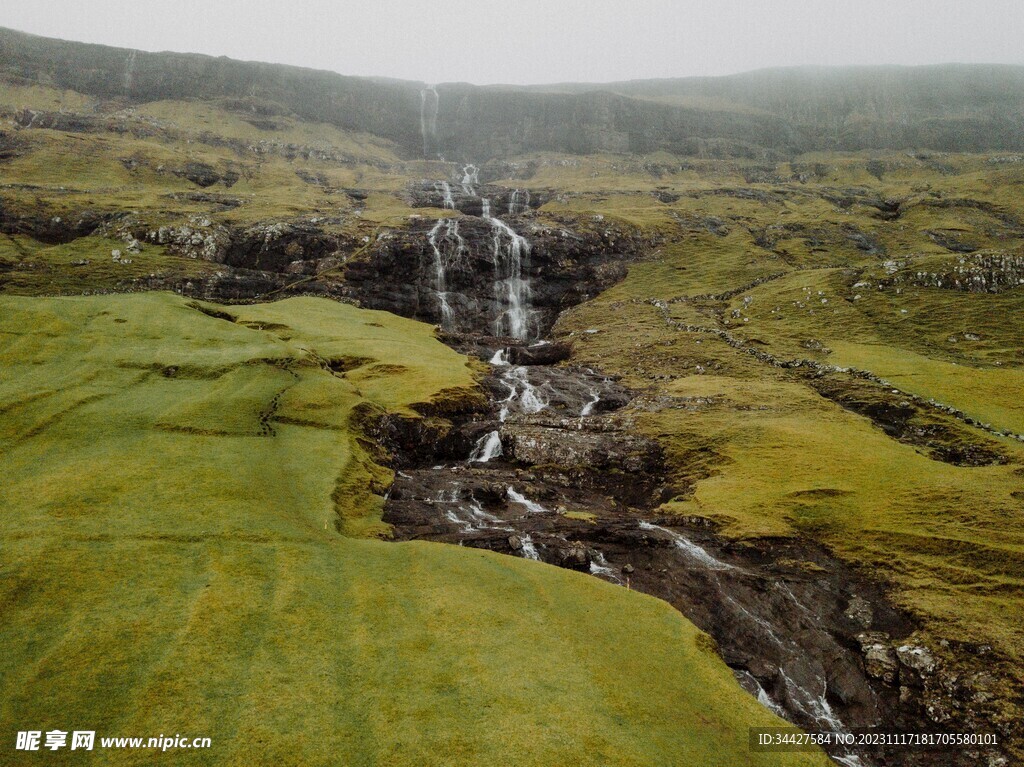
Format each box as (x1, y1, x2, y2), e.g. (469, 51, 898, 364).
(0, 292, 827, 766)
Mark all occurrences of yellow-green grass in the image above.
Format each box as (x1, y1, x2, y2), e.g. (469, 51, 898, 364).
(721, 269, 1024, 434)
(556, 238, 1024, 675)
(135, 99, 401, 165)
(0, 292, 827, 766)
(0, 235, 221, 296)
(829, 341, 1024, 435)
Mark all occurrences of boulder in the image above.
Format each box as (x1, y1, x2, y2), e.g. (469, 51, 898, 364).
(506, 342, 572, 366)
(856, 632, 899, 685)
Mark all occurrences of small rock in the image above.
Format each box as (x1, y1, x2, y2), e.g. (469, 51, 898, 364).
(897, 644, 936, 675)
(857, 632, 899, 685)
(623, 563, 635, 574)
(844, 595, 873, 628)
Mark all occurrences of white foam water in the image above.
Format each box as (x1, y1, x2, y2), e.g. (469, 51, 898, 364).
(588, 552, 623, 583)
(435, 180, 455, 210)
(638, 520, 735, 571)
(507, 488, 547, 514)
(501, 366, 547, 417)
(427, 218, 467, 328)
(580, 388, 601, 416)
(508, 188, 531, 215)
(520, 535, 540, 560)
(486, 216, 533, 339)
(460, 164, 479, 195)
(469, 431, 503, 463)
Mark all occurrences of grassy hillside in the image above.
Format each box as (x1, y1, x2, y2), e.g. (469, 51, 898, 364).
(548, 154, 1024, 738)
(4, 61, 1024, 758)
(0, 292, 829, 765)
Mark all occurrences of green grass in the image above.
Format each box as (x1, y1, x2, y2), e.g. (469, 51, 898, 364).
(0, 235, 221, 296)
(554, 187, 1024, 699)
(0, 292, 827, 766)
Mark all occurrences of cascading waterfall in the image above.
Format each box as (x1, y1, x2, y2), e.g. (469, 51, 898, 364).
(391, 174, 893, 766)
(419, 86, 439, 158)
(638, 520, 735, 571)
(424, 163, 535, 341)
(490, 352, 546, 421)
(484, 214, 533, 340)
(435, 181, 455, 210)
(508, 189, 531, 215)
(427, 218, 467, 328)
(637, 518, 866, 763)
(589, 552, 623, 583)
(469, 431, 503, 463)
(460, 164, 479, 195)
(507, 488, 547, 513)
(519, 536, 540, 560)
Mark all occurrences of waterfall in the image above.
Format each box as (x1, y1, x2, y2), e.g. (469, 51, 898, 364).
(495, 364, 546, 421)
(508, 189, 531, 215)
(507, 488, 547, 513)
(638, 520, 734, 571)
(580, 388, 601, 416)
(419, 86, 439, 158)
(460, 164, 479, 196)
(123, 50, 137, 95)
(421, 166, 533, 340)
(485, 215, 533, 340)
(589, 552, 623, 583)
(427, 219, 467, 328)
(435, 181, 455, 210)
(520, 535, 541, 560)
(469, 431, 503, 463)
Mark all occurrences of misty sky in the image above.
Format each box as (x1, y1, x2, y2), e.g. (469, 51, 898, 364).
(3, 0, 1023, 85)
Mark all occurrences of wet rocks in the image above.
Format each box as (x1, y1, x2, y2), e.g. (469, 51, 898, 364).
(505, 341, 572, 366)
(504, 423, 660, 474)
(857, 632, 900, 684)
(406, 179, 549, 216)
(551, 541, 590, 571)
(345, 216, 645, 337)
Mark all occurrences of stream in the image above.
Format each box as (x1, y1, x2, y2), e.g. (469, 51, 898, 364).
(380, 168, 941, 767)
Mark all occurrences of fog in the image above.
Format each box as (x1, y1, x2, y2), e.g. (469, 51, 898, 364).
(2, 0, 1022, 85)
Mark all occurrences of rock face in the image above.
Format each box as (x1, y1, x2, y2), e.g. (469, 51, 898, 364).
(5, 26, 1024, 159)
(344, 216, 643, 337)
(504, 419, 659, 472)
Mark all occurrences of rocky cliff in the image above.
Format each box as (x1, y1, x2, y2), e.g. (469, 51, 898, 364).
(3, 26, 1024, 159)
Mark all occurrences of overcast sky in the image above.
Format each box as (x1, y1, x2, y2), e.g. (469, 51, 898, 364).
(3, 0, 1023, 85)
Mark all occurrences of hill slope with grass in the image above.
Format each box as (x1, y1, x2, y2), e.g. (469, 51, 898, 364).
(3, 29, 1024, 764)
(0, 292, 829, 766)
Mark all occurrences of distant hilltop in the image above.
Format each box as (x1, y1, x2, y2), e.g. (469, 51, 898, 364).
(2, 26, 1023, 160)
